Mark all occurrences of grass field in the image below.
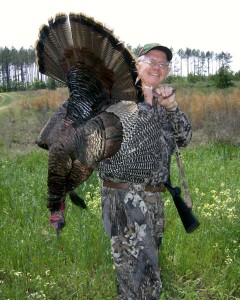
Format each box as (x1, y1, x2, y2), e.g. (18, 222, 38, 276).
(0, 89, 239, 299)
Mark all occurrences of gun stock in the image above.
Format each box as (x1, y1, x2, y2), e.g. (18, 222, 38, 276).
(164, 182, 200, 233)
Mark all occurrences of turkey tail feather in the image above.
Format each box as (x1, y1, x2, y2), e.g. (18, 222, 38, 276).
(35, 12, 142, 104)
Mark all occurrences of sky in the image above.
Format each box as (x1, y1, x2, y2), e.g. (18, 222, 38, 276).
(1, 0, 239, 72)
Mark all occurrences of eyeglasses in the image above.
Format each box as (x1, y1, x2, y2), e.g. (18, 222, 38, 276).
(139, 59, 169, 70)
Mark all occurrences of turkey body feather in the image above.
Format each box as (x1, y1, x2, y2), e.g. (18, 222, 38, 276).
(35, 13, 143, 213)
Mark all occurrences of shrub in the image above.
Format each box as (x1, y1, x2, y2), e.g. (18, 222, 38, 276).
(46, 78, 57, 90)
(30, 79, 47, 90)
(214, 67, 233, 89)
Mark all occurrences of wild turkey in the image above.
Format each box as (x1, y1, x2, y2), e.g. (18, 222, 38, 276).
(35, 13, 143, 230)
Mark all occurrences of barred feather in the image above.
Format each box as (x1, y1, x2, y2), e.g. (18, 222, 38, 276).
(98, 102, 173, 184)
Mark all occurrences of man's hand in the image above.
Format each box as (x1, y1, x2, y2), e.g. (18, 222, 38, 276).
(142, 85, 177, 110)
(154, 87, 177, 111)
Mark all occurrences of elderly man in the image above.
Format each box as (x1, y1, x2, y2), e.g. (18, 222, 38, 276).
(99, 43, 192, 299)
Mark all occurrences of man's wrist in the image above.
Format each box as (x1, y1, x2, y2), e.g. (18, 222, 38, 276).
(165, 101, 178, 111)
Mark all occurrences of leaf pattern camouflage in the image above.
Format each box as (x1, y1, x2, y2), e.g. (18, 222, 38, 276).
(101, 184, 165, 299)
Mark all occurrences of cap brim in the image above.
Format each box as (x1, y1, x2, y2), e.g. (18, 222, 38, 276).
(138, 45, 172, 62)
(151, 46, 172, 62)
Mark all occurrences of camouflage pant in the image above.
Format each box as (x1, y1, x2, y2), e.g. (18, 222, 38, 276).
(101, 184, 166, 300)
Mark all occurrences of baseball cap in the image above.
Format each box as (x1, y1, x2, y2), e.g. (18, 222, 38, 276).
(138, 43, 172, 62)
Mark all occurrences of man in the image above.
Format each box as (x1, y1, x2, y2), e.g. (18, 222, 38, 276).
(98, 43, 192, 299)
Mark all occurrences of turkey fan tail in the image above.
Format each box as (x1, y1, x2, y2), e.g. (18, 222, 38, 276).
(35, 12, 143, 103)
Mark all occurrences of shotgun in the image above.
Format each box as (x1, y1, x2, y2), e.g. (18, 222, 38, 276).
(164, 180, 200, 233)
(165, 145, 200, 233)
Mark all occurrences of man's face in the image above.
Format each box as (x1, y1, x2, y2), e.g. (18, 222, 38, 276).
(137, 49, 171, 88)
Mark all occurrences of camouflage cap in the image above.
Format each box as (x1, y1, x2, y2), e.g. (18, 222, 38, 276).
(138, 43, 172, 61)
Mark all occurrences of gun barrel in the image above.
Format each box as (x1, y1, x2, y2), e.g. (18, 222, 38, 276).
(172, 190, 200, 233)
(165, 184, 200, 233)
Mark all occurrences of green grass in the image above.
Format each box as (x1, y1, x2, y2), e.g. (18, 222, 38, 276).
(160, 143, 240, 299)
(0, 90, 239, 299)
(0, 150, 115, 299)
(0, 91, 37, 111)
(0, 144, 239, 299)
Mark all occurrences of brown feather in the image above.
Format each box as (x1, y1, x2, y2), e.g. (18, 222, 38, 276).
(35, 12, 142, 101)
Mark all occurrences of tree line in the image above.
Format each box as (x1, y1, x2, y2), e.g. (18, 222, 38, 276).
(0, 45, 238, 92)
